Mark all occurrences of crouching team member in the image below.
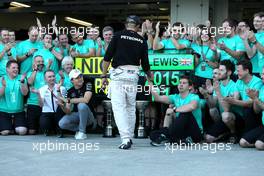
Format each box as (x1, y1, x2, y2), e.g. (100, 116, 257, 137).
(149, 76, 203, 146)
(201, 60, 238, 143)
(59, 69, 95, 140)
(0, 60, 28, 135)
(205, 60, 262, 143)
(239, 66, 264, 150)
(37, 70, 66, 136)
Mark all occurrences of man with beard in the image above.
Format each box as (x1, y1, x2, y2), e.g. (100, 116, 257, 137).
(207, 60, 263, 143)
(217, 19, 246, 66)
(201, 60, 238, 143)
(0, 60, 28, 135)
(153, 22, 191, 54)
(26, 55, 46, 135)
(55, 33, 71, 58)
(17, 26, 43, 74)
(33, 34, 63, 74)
(70, 32, 95, 59)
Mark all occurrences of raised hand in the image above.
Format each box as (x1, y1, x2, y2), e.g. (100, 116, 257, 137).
(20, 73, 26, 83)
(248, 31, 256, 43)
(155, 21, 160, 34)
(30, 87, 39, 94)
(206, 79, 214, 94)
(218, 41, 227, 50)
(246, 89, 259, 100)
(52, 15, 57, 27)
(1, 77, 6, 87)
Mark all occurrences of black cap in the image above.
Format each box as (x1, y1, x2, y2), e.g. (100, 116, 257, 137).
(126, 15, 141, 25)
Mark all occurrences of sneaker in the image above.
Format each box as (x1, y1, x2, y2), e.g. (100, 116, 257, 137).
(75, 132, 87, 140)
(228, 134, 238, 144)
(119, 140, 132, 150)
(74, 131, 79, 138)
(150, 133, 169, 147)
(44, 130, 50, 136)
(57, 130, 64, 138)
(150, 141, 166, 147)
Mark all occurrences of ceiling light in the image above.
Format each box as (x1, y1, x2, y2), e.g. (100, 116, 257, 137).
(65, 17, 92, 27)
(35, 11, 46, 14)
(159, 7, 169, 11)
(10, 1, 31, 8)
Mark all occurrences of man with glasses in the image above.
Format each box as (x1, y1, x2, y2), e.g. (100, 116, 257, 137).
(58, 69, 95, 140)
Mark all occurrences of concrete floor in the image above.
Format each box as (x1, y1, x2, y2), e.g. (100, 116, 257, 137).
(0, 134, 263, 176)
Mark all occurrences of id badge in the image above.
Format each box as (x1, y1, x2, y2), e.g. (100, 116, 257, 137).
(10, 92, 16, 103)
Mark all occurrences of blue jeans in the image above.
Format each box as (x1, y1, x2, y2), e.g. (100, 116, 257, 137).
(59, 103, 94, 133)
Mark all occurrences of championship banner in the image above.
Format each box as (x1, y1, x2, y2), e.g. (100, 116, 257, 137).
(75, 54, 194, 95)
(75, 54, 194, 75)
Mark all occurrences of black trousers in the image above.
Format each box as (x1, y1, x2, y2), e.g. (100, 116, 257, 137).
(40, 107, 64, 131)
(169, 112, 203, 143)
(207, 107, 261, 138)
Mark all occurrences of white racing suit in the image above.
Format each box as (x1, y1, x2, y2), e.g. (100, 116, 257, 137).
(108, 65, 139, 142)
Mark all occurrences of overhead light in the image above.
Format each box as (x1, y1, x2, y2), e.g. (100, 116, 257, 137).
(35, 11, 46, 14)
(65, 17, 92, 27)
(159, 7, 169, 11)
(10, 1, 31, 8)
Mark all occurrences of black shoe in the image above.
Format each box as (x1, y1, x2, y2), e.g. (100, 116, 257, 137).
(228, 134, 238, 144)
(130, 139, 133, 145)
(119, 140, 132, 150)
(150, 141, 167, 147)
(57, 130, 64, 138)
(150, 133, 169, 146)
(44, 130, 50, 136)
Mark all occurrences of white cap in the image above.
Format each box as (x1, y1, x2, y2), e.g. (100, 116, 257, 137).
(69, 69, 82, 80)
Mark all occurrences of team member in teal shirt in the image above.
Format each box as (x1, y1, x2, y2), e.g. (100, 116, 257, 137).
(16, 26, 43, 74)
(0, 29, 17, 77)
(149, 76, 203, 145)
(96, 26, 114, 57)
(223, 59, 262, 135)
(33, 34, 62, 74)
(26, 55, 46, 135)
(153, 22, 191, 54)
(240, 66, 264, 150)
(70, 32, 95, 59)
(247, 15, 264, 74)
(217, 19, 246, 65)
(201, 60, 238, 143)
(242, 13, 264, 76)
(191, 25, 218, 88)
(56, 56, 74, 90)
(0, 60, 28, 136)
(54, 34, 71, 58)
